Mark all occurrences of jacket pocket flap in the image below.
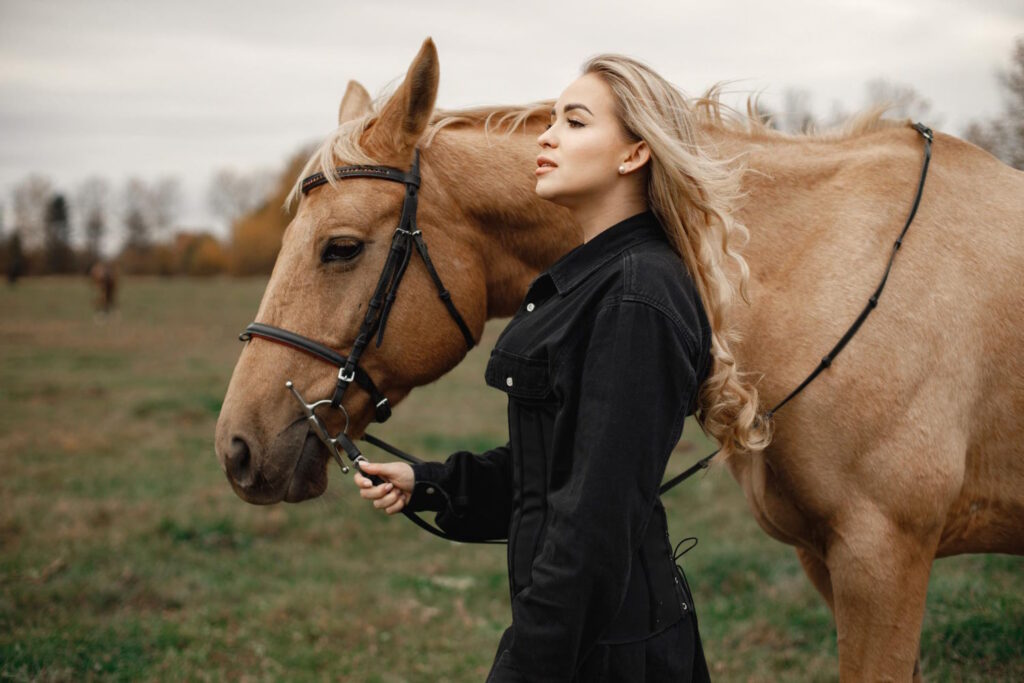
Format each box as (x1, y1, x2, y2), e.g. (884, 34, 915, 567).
(485, 350, 552, 399)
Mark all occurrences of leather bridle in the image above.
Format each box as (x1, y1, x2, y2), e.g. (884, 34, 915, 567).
(241, 148, 475, 417)
(238, 147, 490, 542)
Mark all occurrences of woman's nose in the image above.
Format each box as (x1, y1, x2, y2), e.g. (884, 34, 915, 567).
(538, 129, 555, 147)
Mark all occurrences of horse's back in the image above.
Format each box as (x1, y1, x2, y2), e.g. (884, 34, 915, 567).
(725, 125, 1024, 557)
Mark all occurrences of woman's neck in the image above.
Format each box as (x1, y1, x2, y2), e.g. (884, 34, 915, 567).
(573, 196, 650, 243)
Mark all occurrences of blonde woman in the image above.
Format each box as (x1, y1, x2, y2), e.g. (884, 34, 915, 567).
(357, 54, 772, 682)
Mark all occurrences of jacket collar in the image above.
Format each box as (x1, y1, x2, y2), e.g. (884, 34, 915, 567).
(545, 209, 666, 295)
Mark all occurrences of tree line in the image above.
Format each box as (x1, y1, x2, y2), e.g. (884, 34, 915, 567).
(2, 39, 1020, 281)
(761, 38, 1023, 172)
(0, 158, 293, 281)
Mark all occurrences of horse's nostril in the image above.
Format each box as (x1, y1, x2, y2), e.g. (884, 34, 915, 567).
(226, 436, 254, 486)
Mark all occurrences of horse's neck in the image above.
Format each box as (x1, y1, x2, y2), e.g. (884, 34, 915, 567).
(431, 120, 910, 320)
(429, 127, 581, 319)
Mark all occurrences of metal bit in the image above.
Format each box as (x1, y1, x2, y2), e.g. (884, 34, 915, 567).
(285, 380, 351, 473)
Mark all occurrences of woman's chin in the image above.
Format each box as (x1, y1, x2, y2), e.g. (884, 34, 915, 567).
(533, 181, 563, 204)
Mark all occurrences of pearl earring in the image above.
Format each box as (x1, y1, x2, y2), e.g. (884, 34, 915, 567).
(618, 165, 626, 174)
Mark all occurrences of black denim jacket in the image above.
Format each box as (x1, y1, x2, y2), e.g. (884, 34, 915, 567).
(408, 210, 713, 681)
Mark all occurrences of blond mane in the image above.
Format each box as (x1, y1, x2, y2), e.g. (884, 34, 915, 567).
(285, 82, 907, 209)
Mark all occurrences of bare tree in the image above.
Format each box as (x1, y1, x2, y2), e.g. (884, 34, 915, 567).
(123, 206, 149, 251)
(207, 168, 276, 225)
(11, 175, 53, 251)
(150, 176, 182, 242)
(964, 37, 1024, 169)
(121, 177, 153, 250)
(779, 88, 817, 133)
(118, 176, 182, 250)
(863, 78, 941, 127)
(76, 176, 110, 261)
(823, 99, 852, 129)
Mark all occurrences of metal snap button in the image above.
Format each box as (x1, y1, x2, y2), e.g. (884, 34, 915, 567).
(426, 486, 435, 495)
(682, 602, 688, 611)
(526, 302, 535, 312)
(506, 376, 514, 387)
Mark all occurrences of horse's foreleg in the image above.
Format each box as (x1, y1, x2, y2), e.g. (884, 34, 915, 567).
(799, 545, 925, 681)
(796, 547, 834, 610)
(826, 515, 935, 682)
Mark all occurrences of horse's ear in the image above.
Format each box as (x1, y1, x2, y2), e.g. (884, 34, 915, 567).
(339, 81, 371, 125)
(365, 37, 439, 157)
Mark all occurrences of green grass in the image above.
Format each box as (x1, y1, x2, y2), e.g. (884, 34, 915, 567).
(0, 276, 1020, 681)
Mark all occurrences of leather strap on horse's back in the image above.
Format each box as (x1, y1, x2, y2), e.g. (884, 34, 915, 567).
(659, 121, 934, 496)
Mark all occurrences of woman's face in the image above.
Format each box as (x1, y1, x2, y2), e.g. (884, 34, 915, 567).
(535, 73, 637, 208)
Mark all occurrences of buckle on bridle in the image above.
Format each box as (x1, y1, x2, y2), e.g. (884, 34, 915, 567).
(338, 367, 356, 383)
(912, 121, 933, 142)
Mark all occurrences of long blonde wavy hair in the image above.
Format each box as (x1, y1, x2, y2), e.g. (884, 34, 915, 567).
(286, 54, 773, 460)
(582, 53, 774, 460)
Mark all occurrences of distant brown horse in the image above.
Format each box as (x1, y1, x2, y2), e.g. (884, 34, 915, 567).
(216, 38, 1024, 680)
(89, 261, 117, 314)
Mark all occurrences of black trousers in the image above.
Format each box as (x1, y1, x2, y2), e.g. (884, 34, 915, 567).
(488, 610, 711, 682)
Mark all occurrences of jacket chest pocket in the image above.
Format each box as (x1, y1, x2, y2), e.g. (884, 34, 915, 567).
(485, 349, 555, 402)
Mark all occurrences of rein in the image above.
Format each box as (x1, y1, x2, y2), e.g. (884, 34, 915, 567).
(659, 121, 934, 494)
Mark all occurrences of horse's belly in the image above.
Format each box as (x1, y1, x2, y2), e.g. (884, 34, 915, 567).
(937, 444, 1024, 556)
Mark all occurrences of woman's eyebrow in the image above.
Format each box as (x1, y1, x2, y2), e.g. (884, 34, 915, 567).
(549, 103, 594, 116)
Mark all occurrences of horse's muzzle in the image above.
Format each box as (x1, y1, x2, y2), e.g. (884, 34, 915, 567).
(220, 421, 328, 504)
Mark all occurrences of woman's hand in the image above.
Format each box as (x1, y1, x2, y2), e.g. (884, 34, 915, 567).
(353, 461, 415, 515)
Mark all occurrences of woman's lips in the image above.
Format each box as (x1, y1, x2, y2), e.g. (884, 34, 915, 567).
(536, 156, 557, 176)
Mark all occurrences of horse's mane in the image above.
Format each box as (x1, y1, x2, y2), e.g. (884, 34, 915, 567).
(286, 81, 906, 209)
(425, 83, 904, 143)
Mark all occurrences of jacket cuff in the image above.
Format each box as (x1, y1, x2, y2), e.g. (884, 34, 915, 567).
(406, 461, 451, 512)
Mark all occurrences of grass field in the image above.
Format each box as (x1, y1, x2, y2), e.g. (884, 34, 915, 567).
(1, 277, 1021, 682)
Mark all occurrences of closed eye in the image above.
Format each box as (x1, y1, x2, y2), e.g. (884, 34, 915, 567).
(544, 119, 584, 130)
(321, 239, 364, 263)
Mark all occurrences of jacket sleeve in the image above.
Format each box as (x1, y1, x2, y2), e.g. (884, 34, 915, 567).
(488, 299, 700, 682)
(406, 442, 513, 541)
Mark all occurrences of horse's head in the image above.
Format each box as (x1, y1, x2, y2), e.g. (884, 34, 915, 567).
(215, 38, 488, 504)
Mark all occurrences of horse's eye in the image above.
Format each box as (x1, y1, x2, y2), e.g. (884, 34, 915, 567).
(321, 240, 364, 263)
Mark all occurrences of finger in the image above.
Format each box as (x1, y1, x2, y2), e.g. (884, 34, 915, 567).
(353, 472, 372, 488)
(355, 464, 385, 486)
(359, 461, 405, 482)
(385, 496, 406, 515)
(357, 461, 383, 477)
(373, 488, 399, 509)
(360, 481, 394, 500)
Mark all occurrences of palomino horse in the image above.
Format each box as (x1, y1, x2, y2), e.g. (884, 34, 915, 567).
(216, 38, 1024, 680)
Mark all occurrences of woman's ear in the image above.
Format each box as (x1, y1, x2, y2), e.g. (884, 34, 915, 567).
(626, 141, 651, 171)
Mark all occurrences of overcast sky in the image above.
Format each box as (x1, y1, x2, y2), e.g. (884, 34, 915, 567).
(1, 0, 1021, 244)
